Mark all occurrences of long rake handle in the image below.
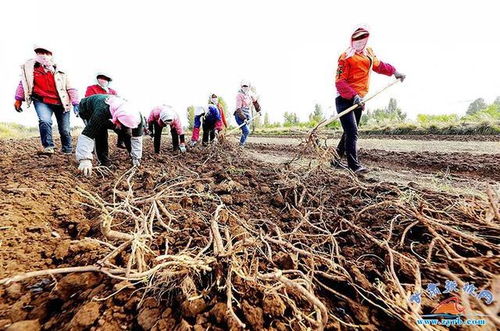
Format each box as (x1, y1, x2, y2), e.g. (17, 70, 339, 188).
(310, 79, 401, 133)
(226, 112, 262, 135)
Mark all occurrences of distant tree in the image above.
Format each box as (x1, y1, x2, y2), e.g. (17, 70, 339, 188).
(283, 112, 299, 127)
(493, 96, 500, 106)
(467, 98, 487, 115)
(263, 112, 270, 127)
(362, 98, 406, 125)
(309, 104, 325, 123)
(218, 96, 227, 119)
(251, 111, 262, 132)
(215, 96, 228, 128)
(386, 98, 407, 121)
(187, 106, 195, 129)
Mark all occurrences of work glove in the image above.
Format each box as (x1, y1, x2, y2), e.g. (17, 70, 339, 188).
(179, 144, 186, 153)
(14, 100, 23, 113)
(394, 71, 406, 82)
(78, 159, 93, 177)
(189, 140, 197, 147)
(353, 95, 364, 107)
(132, 158, 141, 167)
(73, 104, 80, 117)
(253, 100, 261, 113)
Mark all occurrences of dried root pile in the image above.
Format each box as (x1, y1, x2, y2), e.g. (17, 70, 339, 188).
(1, 144, 499, 330)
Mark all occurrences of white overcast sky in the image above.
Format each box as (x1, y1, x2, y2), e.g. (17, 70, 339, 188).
(1, 0, 499, 127)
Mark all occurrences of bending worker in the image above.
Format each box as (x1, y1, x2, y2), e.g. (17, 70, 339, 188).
(75, 95, 144, 176)
(147, 105, 186, 153)
(190, 104, 221, 146)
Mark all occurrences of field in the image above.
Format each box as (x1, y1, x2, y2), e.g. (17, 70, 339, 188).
(0, 133, 498, 330)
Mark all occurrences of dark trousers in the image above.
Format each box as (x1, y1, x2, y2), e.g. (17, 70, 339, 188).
(149, 122, 185, 153)
(117, 134, 125, 147)
(150, 122, 163, 153)
(95, 126, 132, 165)
(202, 121, 216, 145)
(336, 96, 363, 170)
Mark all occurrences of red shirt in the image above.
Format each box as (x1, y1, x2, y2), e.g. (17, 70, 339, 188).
(32, 65, 61, 105)
(85, 84, 117, 97)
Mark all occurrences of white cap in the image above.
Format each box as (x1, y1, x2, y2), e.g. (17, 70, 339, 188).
(195, 106, 207, 116)
(160, 105, 175, 123)
(96, 72, 113, 81)
(33, 44, 54, 54)
(240, 80, 250, 87)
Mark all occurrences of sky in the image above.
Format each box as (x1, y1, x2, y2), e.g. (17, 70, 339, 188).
(1, 0, 499, 127)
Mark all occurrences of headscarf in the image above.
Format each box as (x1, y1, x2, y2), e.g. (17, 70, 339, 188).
(105, 96, 141, 129)
(240, 80, 251, 95)
(96, 73, 112, 93)
(195, 106, 207, 116)
(159, 105, 175, 124)
(345, 24, 370, 59)
(97, 78, 110, 93)
(209, 93, 218, 105)
(34, 54, 56, 73)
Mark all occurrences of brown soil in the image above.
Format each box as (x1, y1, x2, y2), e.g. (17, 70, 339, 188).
(360, 148, 500, 182)
(247, 142, 500, 182)
(0, 137, 498, 331)
(254, 133, 500, 142)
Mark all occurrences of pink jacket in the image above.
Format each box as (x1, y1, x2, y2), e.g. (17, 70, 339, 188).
(236, 92, 253, 109)
(147, 106, 184, 135)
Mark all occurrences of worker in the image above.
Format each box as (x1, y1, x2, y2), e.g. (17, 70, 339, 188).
(14, 44, 79, 154)
(75, 95, 144, 176)
(190, 105, 221, 146)
(147, 105, 186, 153)
(234, 80, 261, 147)
(334, 25, 405, 173)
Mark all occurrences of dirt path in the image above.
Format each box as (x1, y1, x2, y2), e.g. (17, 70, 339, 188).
(253, 133, 500, 142)
(248, 136, 500, 154)
(241, 139, 499, 197)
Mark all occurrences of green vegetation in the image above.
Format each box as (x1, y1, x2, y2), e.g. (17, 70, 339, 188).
(187, 106, 195, 130)
(0, 122, 39, 138)
(255, 97, 500, 136)
(2, 97, 499, 139)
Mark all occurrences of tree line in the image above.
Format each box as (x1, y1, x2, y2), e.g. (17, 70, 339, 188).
(184, 96, 500, 130)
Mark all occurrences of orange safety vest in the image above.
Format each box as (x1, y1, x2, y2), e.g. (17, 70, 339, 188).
(335, 47, 382, 98)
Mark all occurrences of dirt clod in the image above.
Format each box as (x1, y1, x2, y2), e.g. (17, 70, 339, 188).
(69, 301, 101, 330)
(181, 298, 207, 319)
(5, 283, 22, 300)
(5, 319, 40, 331)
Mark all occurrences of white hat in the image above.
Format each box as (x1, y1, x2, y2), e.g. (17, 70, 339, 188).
(160, 105, 175, 123)
(96, 72, 113, 81)
(33, 44, 54, 54)
(195, 106, 207, 116)
(240, 80, 250, 87)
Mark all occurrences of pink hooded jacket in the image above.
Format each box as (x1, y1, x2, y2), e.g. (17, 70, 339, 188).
(148, 106, 184, 135)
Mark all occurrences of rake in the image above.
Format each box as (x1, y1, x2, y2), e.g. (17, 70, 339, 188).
(307, 79, 401, 139)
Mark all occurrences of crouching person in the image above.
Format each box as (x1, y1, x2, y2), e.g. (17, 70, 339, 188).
(76, 95, 144, 176)
(147, 105, 186, 153)
(190, 105, 221, 146)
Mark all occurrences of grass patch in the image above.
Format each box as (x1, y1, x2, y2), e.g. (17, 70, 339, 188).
(0, 123, 39, 139)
